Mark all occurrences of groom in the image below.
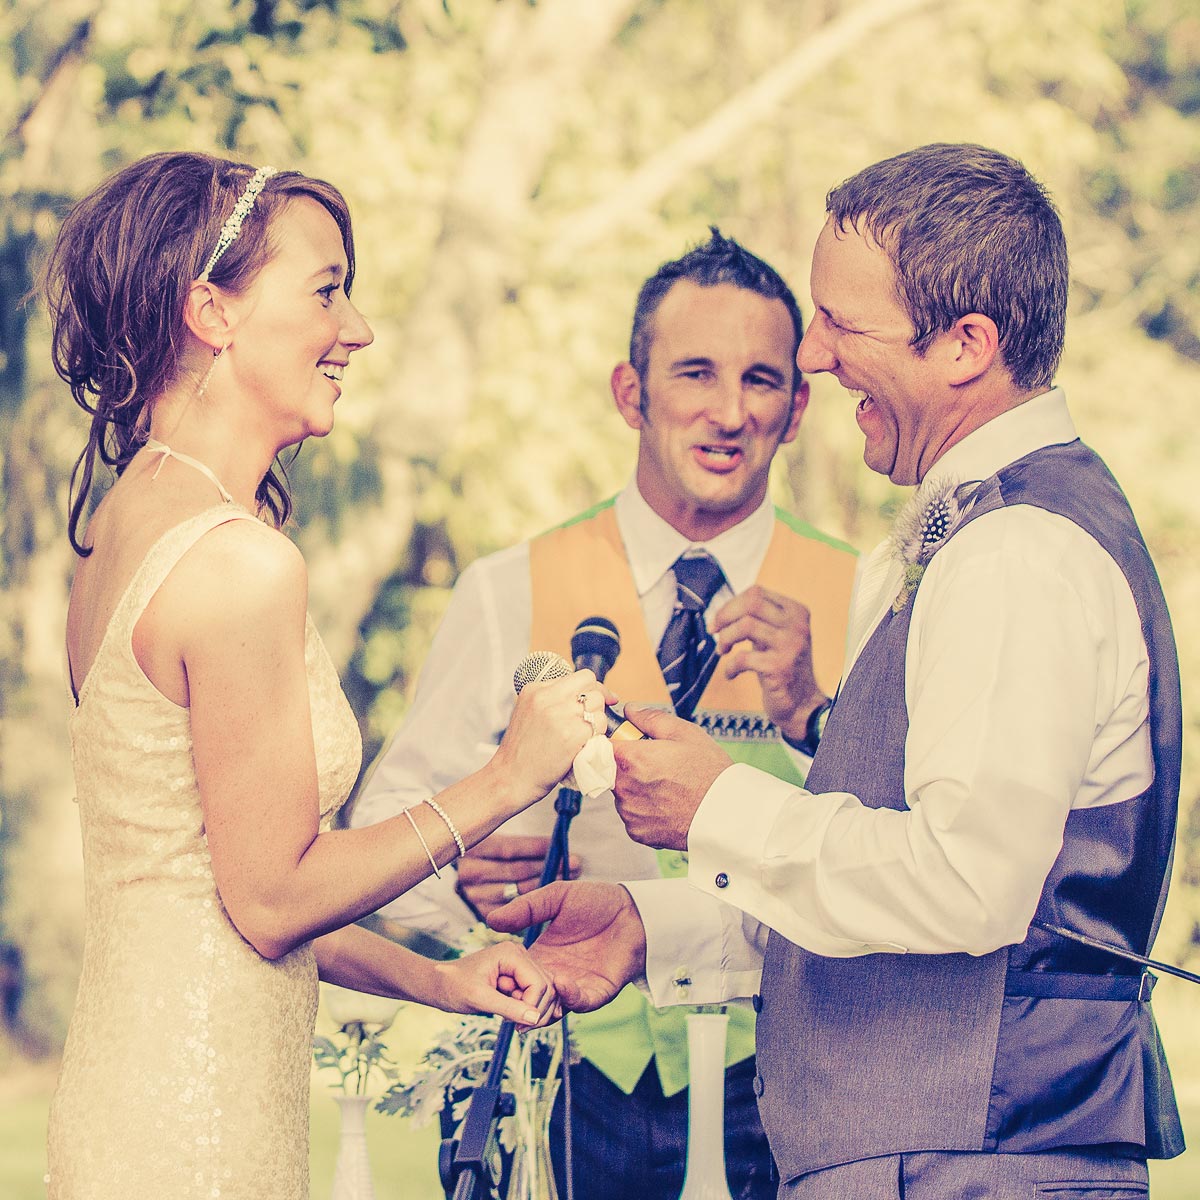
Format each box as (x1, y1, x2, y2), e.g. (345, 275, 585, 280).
(493, 143, 1185, 1198)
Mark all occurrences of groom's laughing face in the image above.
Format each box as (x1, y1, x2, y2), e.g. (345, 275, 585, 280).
(798, 219, 959, 488)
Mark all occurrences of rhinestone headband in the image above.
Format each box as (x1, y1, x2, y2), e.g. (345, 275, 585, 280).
(198, 165, 278, 282)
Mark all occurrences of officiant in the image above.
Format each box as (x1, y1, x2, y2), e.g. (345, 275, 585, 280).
(351, 228, 857, 1200)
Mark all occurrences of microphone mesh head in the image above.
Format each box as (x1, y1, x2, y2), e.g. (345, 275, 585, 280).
(512, 650, 572, 694)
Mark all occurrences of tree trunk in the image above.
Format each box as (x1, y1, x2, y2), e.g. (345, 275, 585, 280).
(305, 0, 640, 662)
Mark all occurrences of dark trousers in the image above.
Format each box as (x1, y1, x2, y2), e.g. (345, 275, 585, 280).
(549, 1055, 776, 1200)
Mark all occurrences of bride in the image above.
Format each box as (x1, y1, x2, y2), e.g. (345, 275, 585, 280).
(41, 151, 602, 1199)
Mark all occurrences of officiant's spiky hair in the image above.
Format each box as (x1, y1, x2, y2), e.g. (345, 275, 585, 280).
(628, 227, 804, 383)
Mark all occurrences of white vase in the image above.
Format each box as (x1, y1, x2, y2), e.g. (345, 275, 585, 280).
(331, 1093, 377, 1200)
(506, 1074, 561, 1200)
(677, 1013, 735, 1200)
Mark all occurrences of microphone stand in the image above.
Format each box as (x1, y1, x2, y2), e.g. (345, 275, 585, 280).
(446, 620, 619, 1198)
(441, 783, 583, 1200)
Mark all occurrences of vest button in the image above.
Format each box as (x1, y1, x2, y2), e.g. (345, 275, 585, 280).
(752, 993, 762, 1012)
(715, 872, 729, 889)
(752, 1074, 765, 1097)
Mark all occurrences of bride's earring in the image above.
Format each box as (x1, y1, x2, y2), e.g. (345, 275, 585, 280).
(196, 344, 226, 400)
(133, 401, 152, 442)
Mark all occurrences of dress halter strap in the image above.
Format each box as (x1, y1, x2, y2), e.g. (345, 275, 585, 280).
(144, 438, 235, 505)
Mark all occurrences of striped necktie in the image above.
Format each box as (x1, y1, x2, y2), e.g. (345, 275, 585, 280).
(657, 551, 727, 720)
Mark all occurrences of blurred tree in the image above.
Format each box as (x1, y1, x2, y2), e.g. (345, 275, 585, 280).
(1, 0, 1197, 1053)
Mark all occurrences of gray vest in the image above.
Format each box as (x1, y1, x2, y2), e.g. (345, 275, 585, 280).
(755, 440, 1184, 1182)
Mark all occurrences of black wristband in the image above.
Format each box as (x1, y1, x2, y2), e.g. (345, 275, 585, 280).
(783, 696, 832, 757)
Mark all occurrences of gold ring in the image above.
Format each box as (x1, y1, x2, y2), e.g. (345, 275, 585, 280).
(502, 882, 520, 902)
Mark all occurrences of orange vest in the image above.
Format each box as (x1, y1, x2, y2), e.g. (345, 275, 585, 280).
(526, 498, 857, 1095)
(530, 500, 853, 719)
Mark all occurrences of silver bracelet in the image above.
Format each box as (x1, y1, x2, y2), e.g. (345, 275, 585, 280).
(424, 797, 466, 859)
(403, 806, 441, 879)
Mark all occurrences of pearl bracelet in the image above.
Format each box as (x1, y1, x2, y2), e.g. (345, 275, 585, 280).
(424, 797, 466, 859)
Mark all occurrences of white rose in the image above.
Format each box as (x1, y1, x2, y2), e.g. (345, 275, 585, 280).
(321, 984, 404, 1032)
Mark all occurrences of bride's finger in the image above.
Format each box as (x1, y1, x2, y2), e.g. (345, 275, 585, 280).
(490, 990, 549, 1027)
(520, 977, 555, 1019)
(494, 945, 554, 994)
(512, 985, 559, 1029)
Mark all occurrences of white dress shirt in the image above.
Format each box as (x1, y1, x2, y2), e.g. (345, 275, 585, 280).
(629, 388, 1155, 1007)
(351, 483, 788, 940)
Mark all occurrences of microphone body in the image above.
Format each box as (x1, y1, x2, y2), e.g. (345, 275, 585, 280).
(604, 702, 646, 743)
(570, 616, 620, 683)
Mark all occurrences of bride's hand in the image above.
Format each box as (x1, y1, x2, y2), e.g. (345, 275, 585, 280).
(490, 668, 610, 801)
(432, 941, 561, 1030)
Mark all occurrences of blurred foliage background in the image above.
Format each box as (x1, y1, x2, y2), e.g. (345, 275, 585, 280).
(0, 0, 1197, 1153)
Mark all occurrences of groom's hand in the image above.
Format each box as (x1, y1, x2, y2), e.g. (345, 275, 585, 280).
(611, 705, 732, 851)
(488, 880, 646, 1012)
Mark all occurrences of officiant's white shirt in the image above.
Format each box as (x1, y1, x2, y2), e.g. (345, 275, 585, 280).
(351, 478, 805, 938)
(630, 387, 1156, 1006)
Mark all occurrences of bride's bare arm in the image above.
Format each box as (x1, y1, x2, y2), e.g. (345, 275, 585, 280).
(173, 522, 596, 960)
(313, 925, 559, 1028)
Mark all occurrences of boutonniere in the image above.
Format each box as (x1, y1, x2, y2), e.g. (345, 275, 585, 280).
(889, 475, 978, 614)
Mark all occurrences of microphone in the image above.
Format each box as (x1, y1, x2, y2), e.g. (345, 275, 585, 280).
(570, 616, 620, 682)
(512, 650, 572, 693)
(511, 650, 645, 742)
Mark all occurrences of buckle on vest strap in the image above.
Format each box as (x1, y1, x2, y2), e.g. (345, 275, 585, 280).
(1004, 969, 1149, 1001)
(693, 709, 780, 742)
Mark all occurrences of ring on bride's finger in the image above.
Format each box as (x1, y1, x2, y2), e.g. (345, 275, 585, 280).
(503, 882, 520, 902)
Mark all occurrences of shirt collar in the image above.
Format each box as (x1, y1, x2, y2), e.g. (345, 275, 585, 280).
(922, 387, 1078, 491)
(613, 480, 777, 598)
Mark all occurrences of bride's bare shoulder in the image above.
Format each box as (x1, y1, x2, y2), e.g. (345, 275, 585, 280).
(174, 517, 307, 617)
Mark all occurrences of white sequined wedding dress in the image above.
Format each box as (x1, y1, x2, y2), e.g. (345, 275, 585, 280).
(47, 504, 362, 1199)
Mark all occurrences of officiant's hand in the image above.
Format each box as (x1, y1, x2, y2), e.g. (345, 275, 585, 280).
(457, 833, 582, 919)
(489, 880, 646, 1013)
(712, 585, 825, 744)
(434, 941, 561, 1030)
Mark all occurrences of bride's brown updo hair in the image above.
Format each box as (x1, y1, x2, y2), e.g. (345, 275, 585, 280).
(41, 151, 357, 555)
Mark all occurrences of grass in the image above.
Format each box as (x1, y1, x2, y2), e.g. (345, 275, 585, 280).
(0, 1001, 453, 1200)
(2, 987, 1197, 1198)
(0, 1083, 442, 1199)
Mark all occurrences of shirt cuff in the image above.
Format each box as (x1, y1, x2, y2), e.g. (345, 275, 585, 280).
(624, 877, 762, 1008)
(688, 763, 906, 958)
(688, 761, 796, 892)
